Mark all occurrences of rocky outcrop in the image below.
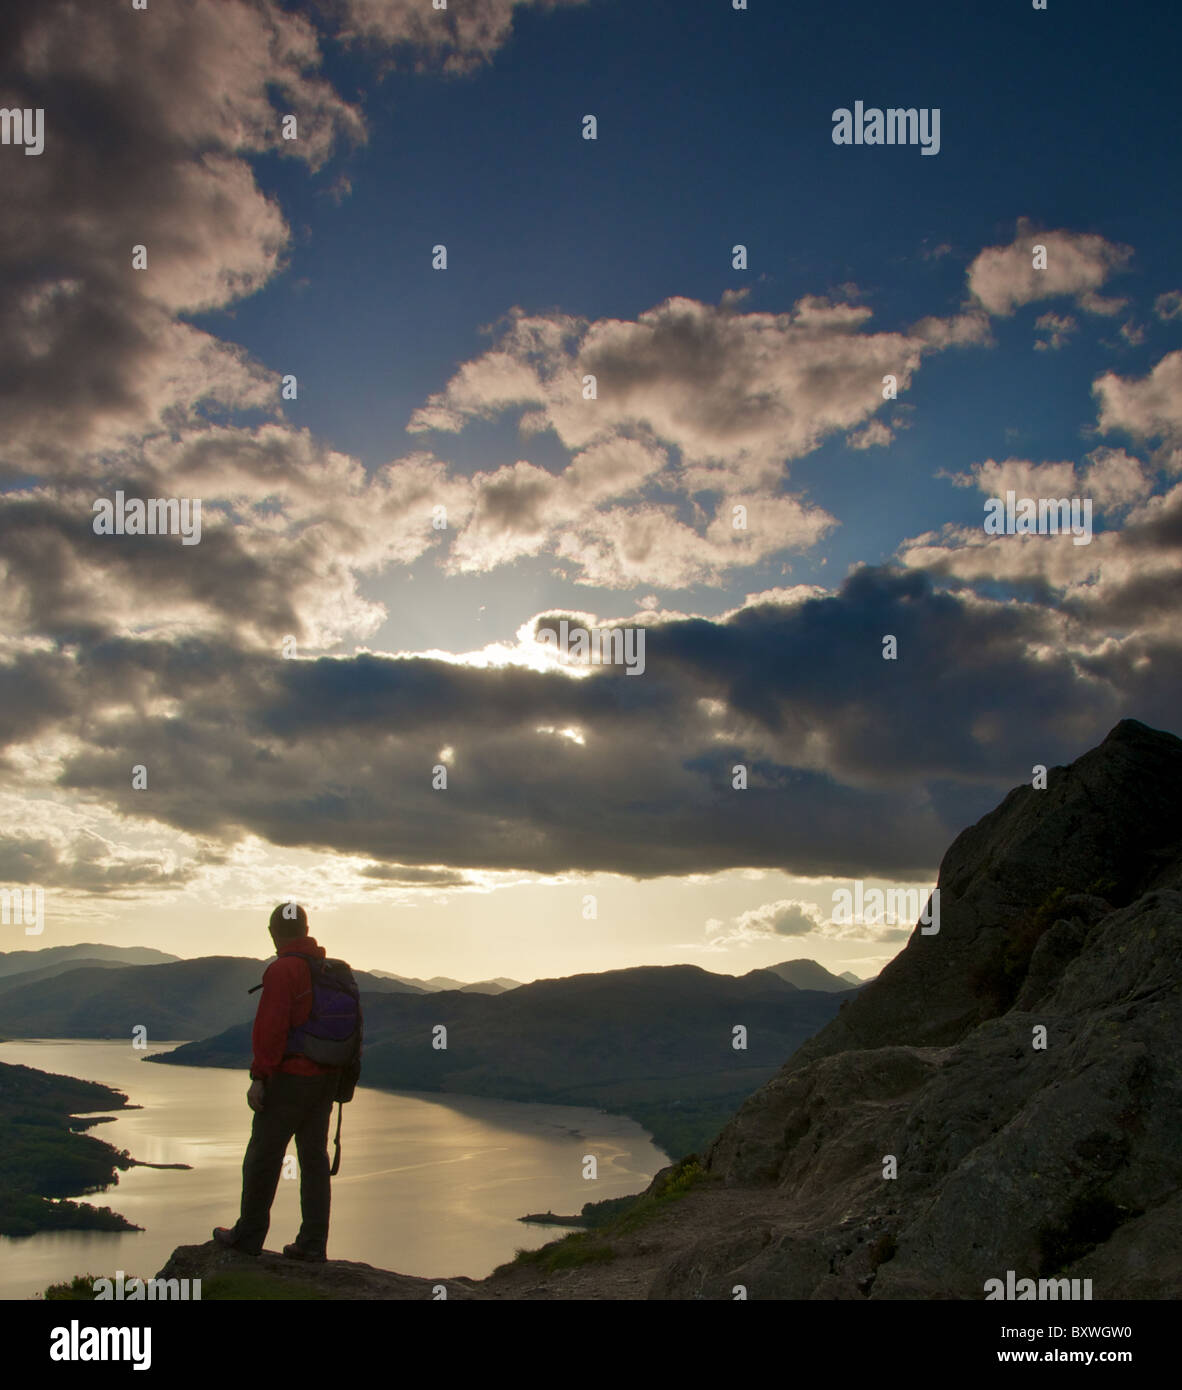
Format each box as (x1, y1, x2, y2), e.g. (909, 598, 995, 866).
(650, 719, 1182, 1298)
(155, 1242, 482, 1300)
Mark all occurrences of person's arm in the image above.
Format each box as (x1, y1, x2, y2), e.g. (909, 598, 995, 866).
(249, 957, 298, 1094)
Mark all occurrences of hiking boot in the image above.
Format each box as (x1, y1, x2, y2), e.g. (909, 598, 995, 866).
(212, 1226, 261, 1256)
(282, 1242, 326, 1262)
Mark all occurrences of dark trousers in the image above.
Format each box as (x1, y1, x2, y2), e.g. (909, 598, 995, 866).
(236, 1071, 337, 1254)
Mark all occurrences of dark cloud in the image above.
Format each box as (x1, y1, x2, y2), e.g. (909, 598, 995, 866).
(359, 865, 474, 887)
(0, 495, 304, 643)
(27, 569, 1168, 881)
(0, 0, 362, 478)
(652, 568, 1106, 783)
(0, 830, 221, 894)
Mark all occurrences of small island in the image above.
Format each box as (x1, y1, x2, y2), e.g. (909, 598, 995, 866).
(519, 1211, 587, 1227)
(519, 1190, 645, 1230)
(0, 1059, 162, 1237)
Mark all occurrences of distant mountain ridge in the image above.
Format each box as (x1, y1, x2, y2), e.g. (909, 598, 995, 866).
(0, 943, 179, 979)
(149, 963, 854, 1156)
(367, 971, 523, 994)
(764, 959, 859, 992)
(0, 947, 522, 999)
(0, 956, 419, 1040)
(0, 956, 177, 995)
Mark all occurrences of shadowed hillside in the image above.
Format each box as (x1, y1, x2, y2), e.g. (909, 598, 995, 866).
(0, 1061, 138, 1237)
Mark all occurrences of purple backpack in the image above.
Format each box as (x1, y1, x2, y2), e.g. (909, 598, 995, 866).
(283, 953, 363, 1070)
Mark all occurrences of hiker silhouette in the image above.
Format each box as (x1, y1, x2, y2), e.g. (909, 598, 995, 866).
(213, 903, 362, 1260)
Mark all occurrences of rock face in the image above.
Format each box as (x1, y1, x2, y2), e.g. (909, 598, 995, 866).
(651, 719, 1182, 1299)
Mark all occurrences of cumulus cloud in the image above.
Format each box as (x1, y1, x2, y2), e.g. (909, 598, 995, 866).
(1079, 447, 1155, 509)
(546, 492, 835, 590)
(846, 420, 894, 450)
(967, 220, 1132, 318)
(909, 309, 993, 349)
(0, 0, 364, 477)
(945, 456, 1078, 499)
(0, 831, 210, 896)
(900, 455, 1182, 650)
(1094, 350, 1182, 450)
(405, 437, 838, 589)
(1034, 312, 1078, 351)
(336, 0, 587, 73)
(0, 438, 468, 650)
(404, 291, 994, 585)
(705, 896, 911, 949)
(410, 296, 946, 482)
(946, 451, 1154, 514)
(0, 792, 226, 897)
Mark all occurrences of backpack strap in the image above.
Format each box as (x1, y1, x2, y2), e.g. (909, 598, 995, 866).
(283, 952, 317, 990)
(330, 1100, 343, 1177)
(248, 951, 318, 994)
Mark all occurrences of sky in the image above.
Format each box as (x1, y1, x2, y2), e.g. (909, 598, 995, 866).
(1, 0, 1180, 984)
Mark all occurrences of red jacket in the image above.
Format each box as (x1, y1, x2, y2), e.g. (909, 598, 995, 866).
(250, 936, 336, 1080)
